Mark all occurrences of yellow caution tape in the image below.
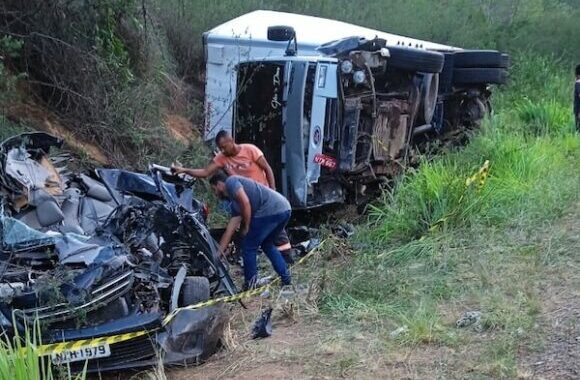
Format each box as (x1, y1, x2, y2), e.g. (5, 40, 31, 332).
(162, 239, 325, 326)
(465, 160, 490, 189)
(30, 240, 326, 356)
(428, 160, 491, 232)
(33, 329, 150, 356)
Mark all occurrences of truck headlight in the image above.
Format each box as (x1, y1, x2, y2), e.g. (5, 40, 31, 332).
(353, 70, 366, 84)
(340, 60, 353, 74)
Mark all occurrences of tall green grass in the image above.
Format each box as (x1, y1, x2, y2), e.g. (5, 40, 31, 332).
(156, 0, 580, 64)
(322, 53, 580, 345)
(0, 322, 87, 380)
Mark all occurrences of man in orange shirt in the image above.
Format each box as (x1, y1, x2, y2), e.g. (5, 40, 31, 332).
(172, 131, 294, 262)
(173, 130, 276, 188)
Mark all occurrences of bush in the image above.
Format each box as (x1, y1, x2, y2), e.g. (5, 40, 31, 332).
(323, 53, 580, 325)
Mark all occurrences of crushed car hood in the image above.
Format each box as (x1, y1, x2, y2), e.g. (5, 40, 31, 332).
(0, 132, 235, 371)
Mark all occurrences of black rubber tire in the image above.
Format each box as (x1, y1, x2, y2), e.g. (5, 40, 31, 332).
(180, 276, 210, 306)
(452, 68, 508, 85)
(500, 53, 510, 68)
(453, 50, 509, 68)
(387, 46, 444, 73)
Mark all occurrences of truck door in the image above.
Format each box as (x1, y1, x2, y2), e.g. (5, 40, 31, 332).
(305, 62, 338, 186)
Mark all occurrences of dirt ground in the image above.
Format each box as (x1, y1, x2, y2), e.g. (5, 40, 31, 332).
(161, 204, 580, 380)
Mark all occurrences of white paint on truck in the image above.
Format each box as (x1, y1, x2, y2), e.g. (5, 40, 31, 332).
(202, 10, 459, 141)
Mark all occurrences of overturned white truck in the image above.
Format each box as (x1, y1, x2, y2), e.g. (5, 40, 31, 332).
(203, 10, 508, 209)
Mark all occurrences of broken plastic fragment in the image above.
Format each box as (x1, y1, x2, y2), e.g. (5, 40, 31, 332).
(251, 307, 273, 339)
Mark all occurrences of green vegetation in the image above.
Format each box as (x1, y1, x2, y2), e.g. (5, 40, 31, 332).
(1, 1, 579, 378)
(2, 1, 579, 169)
(158, 0, 580, 66)
(321, 53, 580, 378)
(0, 322, 86, 380)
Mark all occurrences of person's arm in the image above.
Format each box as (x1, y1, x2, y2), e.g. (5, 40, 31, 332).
(218, 216, 241, 255)
(256, 156, 276, 189)
(172, 161, 220, 178)
(234, 188, 252, 236)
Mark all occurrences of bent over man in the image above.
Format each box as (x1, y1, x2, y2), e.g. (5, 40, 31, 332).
(209, 172, 291, 290)
(172, 131, 294, 261)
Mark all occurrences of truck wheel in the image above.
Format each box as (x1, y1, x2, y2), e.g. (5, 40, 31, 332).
(452, 68, 508, 85)
(417, 73, 439, 124)
(453, 50, 509, 68)
(387, 46, 444, 73)
(180, 276, 210, 306)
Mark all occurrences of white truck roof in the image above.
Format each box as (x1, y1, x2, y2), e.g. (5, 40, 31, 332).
(202, 10, 458, 140)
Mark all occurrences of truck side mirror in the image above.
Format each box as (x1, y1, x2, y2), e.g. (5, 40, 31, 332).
(267, 26, 295, 41)
(267, 25, 298, 56)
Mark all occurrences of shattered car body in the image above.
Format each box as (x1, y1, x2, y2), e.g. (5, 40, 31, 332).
(0, 133, 236, 371)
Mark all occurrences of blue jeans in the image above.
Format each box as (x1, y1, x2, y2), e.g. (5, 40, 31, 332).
(241, 211, 292, 289)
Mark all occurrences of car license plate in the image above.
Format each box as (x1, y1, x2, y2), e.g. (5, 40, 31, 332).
(51, 342, 111, 364)
(313, 153, 337, 169)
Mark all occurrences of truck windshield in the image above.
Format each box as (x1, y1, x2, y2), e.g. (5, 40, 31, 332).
(234, 62, 285, 188)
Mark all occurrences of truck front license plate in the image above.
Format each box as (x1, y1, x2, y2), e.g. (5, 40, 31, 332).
(51, 342, 111, 364)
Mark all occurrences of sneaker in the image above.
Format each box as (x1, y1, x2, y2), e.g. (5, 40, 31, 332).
(256, 275, 273, 287)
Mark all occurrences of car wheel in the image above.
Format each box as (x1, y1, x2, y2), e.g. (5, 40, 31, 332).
(180, 276, 210, 306)
(387, 46, 445, 73)
(452, 68, 508, 85)
(453, 50, 510, 68)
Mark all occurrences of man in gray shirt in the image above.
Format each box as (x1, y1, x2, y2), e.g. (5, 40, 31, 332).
(209, 172, 291, 290)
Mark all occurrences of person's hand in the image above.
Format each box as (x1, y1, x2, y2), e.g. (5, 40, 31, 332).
(171, 164, 184, 175)
(239, 224, 250, 237)
(218, 247, 229, 261)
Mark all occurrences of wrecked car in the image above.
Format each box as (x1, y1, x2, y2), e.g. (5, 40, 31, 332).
(0, 133, 237, 371)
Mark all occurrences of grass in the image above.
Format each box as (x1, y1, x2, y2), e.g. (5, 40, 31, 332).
(0, 321, 87, 380)
(0, 115, 30, 142)
(320, 53, 580, 377)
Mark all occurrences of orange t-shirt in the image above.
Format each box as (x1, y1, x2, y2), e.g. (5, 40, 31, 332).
(213, 144, 269, 186)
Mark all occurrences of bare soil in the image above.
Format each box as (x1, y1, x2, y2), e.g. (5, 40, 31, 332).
(166, 203, 580, 380)
(6, 102, 109, 164)
(163, 113, 198, 144)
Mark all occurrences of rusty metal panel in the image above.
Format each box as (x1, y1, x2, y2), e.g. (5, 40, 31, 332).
(372, 101, 410, 161)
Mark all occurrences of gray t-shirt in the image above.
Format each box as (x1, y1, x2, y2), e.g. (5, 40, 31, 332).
(225, 175, 290, 218)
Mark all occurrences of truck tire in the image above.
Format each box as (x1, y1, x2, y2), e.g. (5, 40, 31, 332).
(180, 276, 210, 306)
(452, 68, 508, 85)
(453, 50, 509, 68)
(387, 46, 444, 73)
(500, 54, 510, 68)
(417, 73, 439, 124)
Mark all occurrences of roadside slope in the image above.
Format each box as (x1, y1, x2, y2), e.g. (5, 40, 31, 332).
(167, 200, 580, 379)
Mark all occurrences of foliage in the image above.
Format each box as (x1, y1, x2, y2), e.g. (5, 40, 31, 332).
(0, 320, 87, 380)
(0, 35, 24, 104)
(322, 53, 580, 365)
(155, 0, 580, 69)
